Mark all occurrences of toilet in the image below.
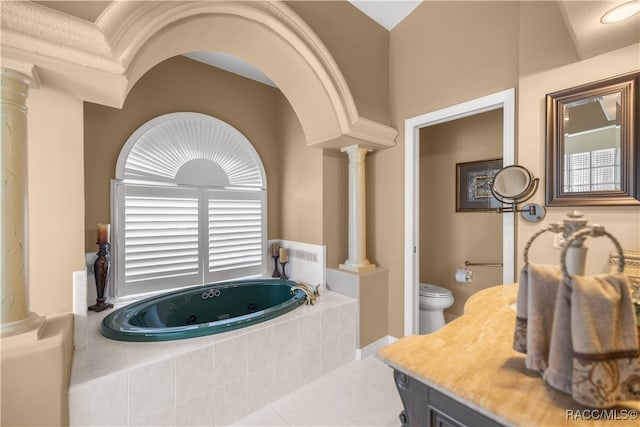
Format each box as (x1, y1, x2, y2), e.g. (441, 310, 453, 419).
(419, 283, 454, 334)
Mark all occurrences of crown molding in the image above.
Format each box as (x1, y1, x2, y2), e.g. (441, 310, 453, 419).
(0, 1, 122, 74)
(95, 0, 361, 127)
(1, 0, 396, 149)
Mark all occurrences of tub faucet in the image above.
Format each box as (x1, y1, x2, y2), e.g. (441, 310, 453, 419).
(291, 283, 320, 305)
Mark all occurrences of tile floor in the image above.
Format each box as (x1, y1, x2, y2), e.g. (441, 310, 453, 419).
(231, 356, 403, 427)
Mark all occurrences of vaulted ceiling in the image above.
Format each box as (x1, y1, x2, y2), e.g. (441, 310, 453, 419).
(557, 0, 640, 58)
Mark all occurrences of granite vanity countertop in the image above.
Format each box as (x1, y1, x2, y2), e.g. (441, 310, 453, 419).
(377, 284, 640, 426)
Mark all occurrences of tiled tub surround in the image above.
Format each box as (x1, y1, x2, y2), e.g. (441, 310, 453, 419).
(79, 241, 327, 347)
(268, 240, 327, 292)
(85, 241, 327, 306)
(69, 291, 356, 426)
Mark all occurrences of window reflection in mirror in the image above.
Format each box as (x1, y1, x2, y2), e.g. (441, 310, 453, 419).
(546, 71, 639, 206)
(563, 92, 621, 193)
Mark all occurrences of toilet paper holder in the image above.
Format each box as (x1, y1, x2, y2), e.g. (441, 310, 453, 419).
(455, 267, 473, 283)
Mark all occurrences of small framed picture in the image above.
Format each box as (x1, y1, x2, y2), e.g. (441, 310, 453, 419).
(456, 158, 503, 212)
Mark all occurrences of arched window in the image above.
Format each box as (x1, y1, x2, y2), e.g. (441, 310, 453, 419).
(110, 112, 267, 300)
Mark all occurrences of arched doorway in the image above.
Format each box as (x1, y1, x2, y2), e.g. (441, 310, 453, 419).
(1, 0, 396, 148)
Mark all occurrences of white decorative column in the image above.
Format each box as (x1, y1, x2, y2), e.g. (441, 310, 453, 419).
(340, 145, 376, 273)
(1, 67, 43, 337)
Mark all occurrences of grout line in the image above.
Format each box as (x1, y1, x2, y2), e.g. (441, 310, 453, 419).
(268, 403, 293, 427)
(233, 357, 400, 427)
(307, 382, 361, 427)
(312, 359, 402, 427)
(172, 356, 177, 425)
(343, 358, 400, 400)
(126, 370, 130, 427)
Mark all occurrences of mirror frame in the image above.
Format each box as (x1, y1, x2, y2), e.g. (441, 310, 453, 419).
(545, 71, 640, 206)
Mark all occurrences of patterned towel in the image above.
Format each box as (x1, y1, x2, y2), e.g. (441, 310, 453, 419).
(545, 273, 640, 407)
(571, 273, 640, 407)
(513, 262, 563, 373)
(543, 279, 573, 393)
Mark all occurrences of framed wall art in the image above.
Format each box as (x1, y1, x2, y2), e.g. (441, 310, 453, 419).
(456, 158, 503, 212)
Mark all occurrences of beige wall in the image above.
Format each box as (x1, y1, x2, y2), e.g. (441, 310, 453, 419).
(27, 86, 85, 316)
(276, 92, 323, 244)
(387, 1, 522, 337)
(420, 109, 503, 317)
(287, 0, 390, 125)
(518, 1, 580, 76)
(322, 150, 349, 268)
(387, 2, 638, 337)
(517, 44, 640, 273)
(1, 314, 73, 426)
(84, 55, 282, 251)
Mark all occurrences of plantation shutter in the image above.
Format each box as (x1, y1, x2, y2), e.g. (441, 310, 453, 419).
(114, 183, 203, 296)
(564, 148, 620, 192)
(590, 148, 618, 191)
(205, 190, 266, 283)
(110, 113, 268, 300)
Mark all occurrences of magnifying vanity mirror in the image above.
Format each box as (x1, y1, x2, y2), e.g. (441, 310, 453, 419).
(492, 165, 533, 201)
(546, 71, 639, 206)
(491, 165, 546, 222)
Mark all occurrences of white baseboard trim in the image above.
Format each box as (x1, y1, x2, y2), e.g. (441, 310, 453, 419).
(356, 335, 399, 360)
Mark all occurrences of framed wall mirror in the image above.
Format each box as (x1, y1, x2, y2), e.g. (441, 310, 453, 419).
(546, 71, 639, 206)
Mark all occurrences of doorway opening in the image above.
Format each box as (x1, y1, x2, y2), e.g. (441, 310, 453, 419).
(404, 89, 516, 336)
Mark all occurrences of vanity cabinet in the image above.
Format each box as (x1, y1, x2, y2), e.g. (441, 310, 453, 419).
(393, 370, 503, 427)
(380, 285, 640, 426)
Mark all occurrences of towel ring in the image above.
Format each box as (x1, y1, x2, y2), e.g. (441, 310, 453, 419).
(523, 222, 564, 264)
(560, 226, 625, 282)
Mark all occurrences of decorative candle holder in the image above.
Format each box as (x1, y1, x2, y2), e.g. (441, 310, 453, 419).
(272, 255, 281, 278)
(280, 261, 289, 280)
(89, 242, 114, 312)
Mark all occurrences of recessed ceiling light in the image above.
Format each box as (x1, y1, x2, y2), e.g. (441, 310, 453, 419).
(601, 1, 640, 24)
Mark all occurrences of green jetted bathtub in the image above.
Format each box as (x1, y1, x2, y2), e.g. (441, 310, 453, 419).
(101, 279, 306, 342)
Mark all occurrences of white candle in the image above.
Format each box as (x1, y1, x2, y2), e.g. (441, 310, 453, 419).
(279, 247, 288, 263)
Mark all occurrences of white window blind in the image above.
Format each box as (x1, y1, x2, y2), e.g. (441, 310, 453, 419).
(113, 183, 203, 296)
(590, 148, 618, 191)
(112, 182, 266, 298)
(564, 148, 619, 192)
(206, 190, 266, 282)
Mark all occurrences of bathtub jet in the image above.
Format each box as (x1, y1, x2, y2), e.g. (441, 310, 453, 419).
(101, 279, 306, 342)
